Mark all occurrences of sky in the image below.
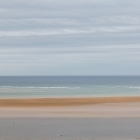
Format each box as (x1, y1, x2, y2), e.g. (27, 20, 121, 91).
(0, 0, 140, 76)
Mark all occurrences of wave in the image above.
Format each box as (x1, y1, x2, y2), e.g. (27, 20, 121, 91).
(0, 86, 80, 89)
(128, 86, 140, 89)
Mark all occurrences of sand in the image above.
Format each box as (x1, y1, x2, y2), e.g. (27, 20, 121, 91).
(1, 117, 140, 140)
(1, 96, 140, 140)
(0, 96, 140, 118)
(0, 101, 140, 118)
(0, 96, 140, 107)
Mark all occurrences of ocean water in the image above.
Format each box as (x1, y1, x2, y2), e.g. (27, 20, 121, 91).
(0, 76, 140, 97)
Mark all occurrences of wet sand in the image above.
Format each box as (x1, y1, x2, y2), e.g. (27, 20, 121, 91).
(1, 117, 140, 140)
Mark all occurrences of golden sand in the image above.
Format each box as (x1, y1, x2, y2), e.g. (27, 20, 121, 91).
(0, 96, 140, 107)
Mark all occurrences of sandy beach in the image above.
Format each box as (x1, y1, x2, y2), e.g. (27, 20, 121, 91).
(1, 96, 140, 107)
(0, 96, 140, 118)
(1, 96, 140, 140)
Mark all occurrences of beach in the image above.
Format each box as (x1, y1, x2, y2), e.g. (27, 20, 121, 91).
(1, 96, 140, 107)
(0, 96, 140, 140)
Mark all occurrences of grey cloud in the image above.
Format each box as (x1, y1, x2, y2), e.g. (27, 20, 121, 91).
(0, 0, 140, 75)
(0, 0, 140, 19)
(1, 26, 140, 37)
(1, 44, 140, 64)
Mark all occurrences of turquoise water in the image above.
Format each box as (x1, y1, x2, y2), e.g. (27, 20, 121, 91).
(0, 76, 140, 97)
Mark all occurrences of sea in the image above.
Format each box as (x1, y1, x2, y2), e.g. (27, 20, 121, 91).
(0, 76, 140, 98)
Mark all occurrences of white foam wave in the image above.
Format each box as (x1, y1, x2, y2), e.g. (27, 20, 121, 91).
(129, 86, 140, 89)
(0, 86, 80, 89)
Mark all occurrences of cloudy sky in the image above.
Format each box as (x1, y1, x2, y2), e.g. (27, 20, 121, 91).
(0, 0, 140, 75)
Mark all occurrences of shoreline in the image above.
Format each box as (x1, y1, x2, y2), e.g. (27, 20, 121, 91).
(0, 96, 140, 107)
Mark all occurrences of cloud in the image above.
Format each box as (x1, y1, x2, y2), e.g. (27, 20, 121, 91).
(0, 0, 140, 75)
(1, 44, 140, 64)
(0, 0, 140, 19)
(0, 23, 140, 38)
